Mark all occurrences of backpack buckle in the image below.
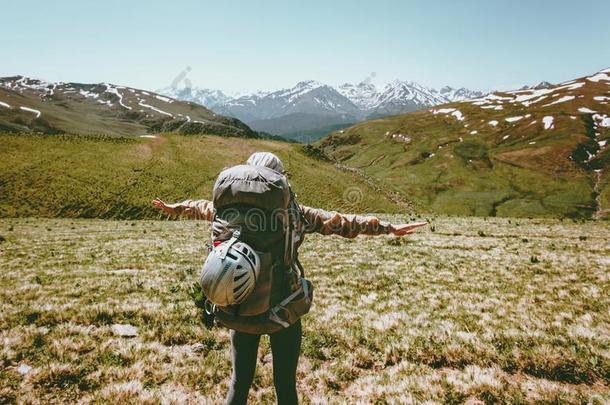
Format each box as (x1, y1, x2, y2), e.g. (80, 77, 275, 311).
(269, 307, 290, 328)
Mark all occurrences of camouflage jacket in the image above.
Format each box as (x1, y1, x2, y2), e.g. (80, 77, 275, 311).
(174, 199, 393, 238)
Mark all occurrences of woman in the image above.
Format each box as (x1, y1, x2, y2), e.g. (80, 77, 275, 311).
(153, 152, 426, 405)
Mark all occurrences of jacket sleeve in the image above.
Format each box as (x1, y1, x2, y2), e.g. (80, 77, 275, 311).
(175, 199, 215, 221)
(299, 205, 392, 238)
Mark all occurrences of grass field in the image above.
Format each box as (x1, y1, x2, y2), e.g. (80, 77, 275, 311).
(1, 217, 608, 403)
(0, 133, 407, 219)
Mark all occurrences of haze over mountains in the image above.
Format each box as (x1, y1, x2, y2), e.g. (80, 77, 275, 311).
(158, 79, 485, 141)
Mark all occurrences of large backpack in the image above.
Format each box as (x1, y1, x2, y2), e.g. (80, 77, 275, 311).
(205, 164, 313, 334)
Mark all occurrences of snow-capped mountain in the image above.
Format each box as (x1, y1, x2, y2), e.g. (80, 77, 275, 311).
(437, 86, 485, 102)
(213, 80, 361, 123)
(157, 86, 232, 109)
(158, 79, 485, 139)
(517, 81, 555, 91)
(336, 81, 379, 110)
(367, 80, 444, 117)
(529, 81, 554, 90)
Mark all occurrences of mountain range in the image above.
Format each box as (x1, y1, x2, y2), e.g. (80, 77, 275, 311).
(0, 76, 256, 137)
(1, 68, 608, 219)
(158, 80, 485, 141)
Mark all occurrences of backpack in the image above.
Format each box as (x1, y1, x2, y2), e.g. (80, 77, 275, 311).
(204, 164, 314, 334)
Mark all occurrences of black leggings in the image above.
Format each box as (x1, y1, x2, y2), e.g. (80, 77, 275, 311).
(226, 320, 302, 405)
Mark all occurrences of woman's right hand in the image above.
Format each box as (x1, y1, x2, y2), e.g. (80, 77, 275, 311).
(389, 222, 428, 236)
(152, 198, 182, 216)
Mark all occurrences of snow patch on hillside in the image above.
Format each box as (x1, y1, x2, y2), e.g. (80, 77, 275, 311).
(543, 95, 575, 107)
(485, 94, 512, 102)
(578, 107, 597, 113)
(19, 106, 41, 118)
(488, 120, 498, 127)
(0, 101, 10, 108)
(155, 94, 173, 103)
(79, 89, 99, 99)
(105, 85, 132, 110)
(138, 100, 173, 117)
(431, 107, 465, 121)
(542, 116, 554, 129)
(432, 108, 456, 114)
(505, 116, 523, 123)
(470, 80, 586, 109)
(587, 72, 610, 82)
(0, 76, 52, 94)
(555, 82, 585, 91)
(451, 110, 464, 121)
(593, 114, 610, 127)
(512, 89, 554, 105)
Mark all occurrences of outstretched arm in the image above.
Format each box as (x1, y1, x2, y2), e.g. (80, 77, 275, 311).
(300, 205, 427, 238)
(152, 198, 215, 221)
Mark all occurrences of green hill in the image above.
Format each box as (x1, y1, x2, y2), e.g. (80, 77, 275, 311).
(0, 133, 411, 219)
(317, 69, 610, 219)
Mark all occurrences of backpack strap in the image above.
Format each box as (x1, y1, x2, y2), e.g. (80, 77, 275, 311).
(217, 229, 241, 260)
(281, 190, 309, 291)
(268, 277, 310, 328)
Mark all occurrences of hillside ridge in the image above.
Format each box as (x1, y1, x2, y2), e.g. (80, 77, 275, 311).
(0, 76, 256, 137)
(318, 68, 610, 218)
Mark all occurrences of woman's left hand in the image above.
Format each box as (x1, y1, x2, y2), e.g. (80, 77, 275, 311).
(389, 222, 428, 236)
(152, 198, 182, 216)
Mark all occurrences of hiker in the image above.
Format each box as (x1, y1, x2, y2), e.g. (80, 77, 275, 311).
(152, 152, 426, 405)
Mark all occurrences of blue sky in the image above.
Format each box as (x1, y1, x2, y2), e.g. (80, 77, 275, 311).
(1, 0, 609, 93)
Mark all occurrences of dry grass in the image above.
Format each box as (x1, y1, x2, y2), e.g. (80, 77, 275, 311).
(0, 217, 609, 403)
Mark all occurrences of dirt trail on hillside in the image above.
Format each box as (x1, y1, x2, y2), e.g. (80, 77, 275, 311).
(593, 169, 607, 220)
(334, 163, 416, 212)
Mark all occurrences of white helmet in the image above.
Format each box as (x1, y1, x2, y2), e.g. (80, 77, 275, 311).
(200, 235, 260, 307)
